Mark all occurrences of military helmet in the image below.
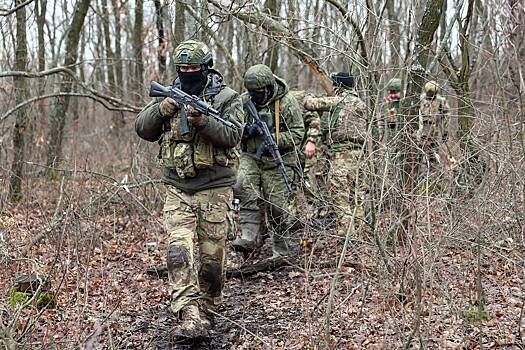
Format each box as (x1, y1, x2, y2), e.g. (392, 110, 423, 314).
(424, 80, 439, 93)
(174, 40, 213, 67)
(243, 64, 276, 90)
(386, 78, 402, 91)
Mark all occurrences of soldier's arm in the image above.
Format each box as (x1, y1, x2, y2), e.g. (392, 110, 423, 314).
(196, 92, 244, 148)
(275, 96, 305, 151)
(135, 99, 165, 142)
(304, 96, 343, 112)
(304, 111, 321, 144)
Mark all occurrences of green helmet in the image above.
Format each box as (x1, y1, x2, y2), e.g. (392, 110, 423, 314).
(174, 40, 213, 67)
(386, 78, 401, 91)
(243, 64, 276, 90)
(424, 80, 439, 93)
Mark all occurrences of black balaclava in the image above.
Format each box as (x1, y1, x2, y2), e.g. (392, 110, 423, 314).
(178, 67, 208, 96)
(426, 90, 436, 99)
(249, 85, 274, 106)
(331, 72, 355, 89)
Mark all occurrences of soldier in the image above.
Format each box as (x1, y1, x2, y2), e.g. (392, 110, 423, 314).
(383, 78, 402, 143)
(304, 72, 367, 236)
(418, 80, 450, 170)
(232, 64, 304, 258)
(135, 40, 244, 339)
(287, 90, 321, 193)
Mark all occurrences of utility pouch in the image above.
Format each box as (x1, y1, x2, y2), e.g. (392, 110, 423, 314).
(173, 143, 196, 178)
(194, 139, 214, 169)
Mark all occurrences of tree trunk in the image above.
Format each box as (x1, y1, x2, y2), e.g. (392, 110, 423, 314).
(154, 0, 167, 81)
(111, 0, 123, 92)
(45, 0, 91, 173)
(171, 0, 186, 73)
(9, 0, 30, 201)
(133, 0, 144, 101)
(386, 0, 401, 69)
(101, 0, 115, 90)
(398, 0, 444, 237)
(264, 0, 280, 73)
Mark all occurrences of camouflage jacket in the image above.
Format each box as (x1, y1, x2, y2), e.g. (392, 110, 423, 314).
(241, 75, 304, 166)
(304, 88, 367, 148)
(418, 94, 450, 139)
(135, 69, 244, 193)
(288, 90, 321, 147)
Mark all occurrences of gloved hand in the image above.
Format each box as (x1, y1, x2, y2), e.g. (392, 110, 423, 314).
(244, 123, 261, 138)
(159, 97, 178, 117)
(186, 105, 208, 128)
(442, 133, 449, 142)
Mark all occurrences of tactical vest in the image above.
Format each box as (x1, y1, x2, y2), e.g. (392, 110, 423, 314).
(159, 91, 240, 179)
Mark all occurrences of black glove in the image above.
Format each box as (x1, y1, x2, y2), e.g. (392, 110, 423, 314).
(244, 124, 261, 138)
(442, 133, 448, 142)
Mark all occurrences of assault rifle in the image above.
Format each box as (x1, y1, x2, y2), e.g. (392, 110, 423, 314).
(149, 81, 237, 136)
(244, 100, 293, 194)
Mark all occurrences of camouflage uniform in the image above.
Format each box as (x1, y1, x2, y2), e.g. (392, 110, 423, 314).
(288, 90, 322, 194)
(232, 64, 304, 257)
(418, 81, 450, 170)
(304, 72, 367, 235)
(135, 40, 244, 336)
(382, 78, 402, 144)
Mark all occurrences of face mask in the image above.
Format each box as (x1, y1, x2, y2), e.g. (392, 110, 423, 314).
(249, 90, 267, 106)
(426, 91, 436, 99)
(178, 69, 207, 96)
(249, 85, 274, 106)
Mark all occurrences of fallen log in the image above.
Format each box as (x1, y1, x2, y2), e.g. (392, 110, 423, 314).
(146, 257, 365, 280)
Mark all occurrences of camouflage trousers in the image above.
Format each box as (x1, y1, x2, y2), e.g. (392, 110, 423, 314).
(163, 185, 233, 313)
(328, 147, 365, 236)
(236, 154, 295, 256)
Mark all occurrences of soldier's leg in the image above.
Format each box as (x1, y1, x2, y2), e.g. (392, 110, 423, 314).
(233, 155, 263, 251)
(328, 151, 353, 236)
(262, 165, 296, 257)
(195, 187, 233, 314)
(164, 186, 199, 314)
(347, 149, 366, 227)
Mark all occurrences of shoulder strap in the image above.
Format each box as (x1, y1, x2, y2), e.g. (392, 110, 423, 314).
(275, 99, 281, 144)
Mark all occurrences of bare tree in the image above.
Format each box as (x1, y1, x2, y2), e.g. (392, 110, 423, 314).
(8, 0, 29, 201)
(45, 0, 91, 172)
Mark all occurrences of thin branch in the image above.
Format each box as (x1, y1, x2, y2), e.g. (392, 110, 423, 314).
(0, 67, 142, 120)
(1, 93, 140, 122)
(0, 0, 35, 16)
(209, 0, 335, 95)
(325, 0, 369, 68)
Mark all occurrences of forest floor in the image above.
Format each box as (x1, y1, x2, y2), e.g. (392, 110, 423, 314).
(1, 175, 524, 350)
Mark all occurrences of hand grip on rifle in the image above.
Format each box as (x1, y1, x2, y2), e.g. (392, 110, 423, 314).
(149, 80, 237, 136)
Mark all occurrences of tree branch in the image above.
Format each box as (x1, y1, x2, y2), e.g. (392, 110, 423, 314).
(325, 0, 369, 68)
(0, 0, 35, 16)
(209, 0, 335, 95)
(1, 93, 140, 122)
(0, 66, 141, 112)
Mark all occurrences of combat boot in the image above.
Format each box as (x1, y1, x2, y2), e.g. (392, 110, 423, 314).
(171, 302, 209, 341)
(231, 222, 262, 253)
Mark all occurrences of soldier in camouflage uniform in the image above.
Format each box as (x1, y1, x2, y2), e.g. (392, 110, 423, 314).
(382, 78, 402, 144)
(304, 72, 367, 236)
(135, 40, 244, 339)
(418, 80, 450, 170)
(287, 90, 321, 193)
(231, 64, 304, 257)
